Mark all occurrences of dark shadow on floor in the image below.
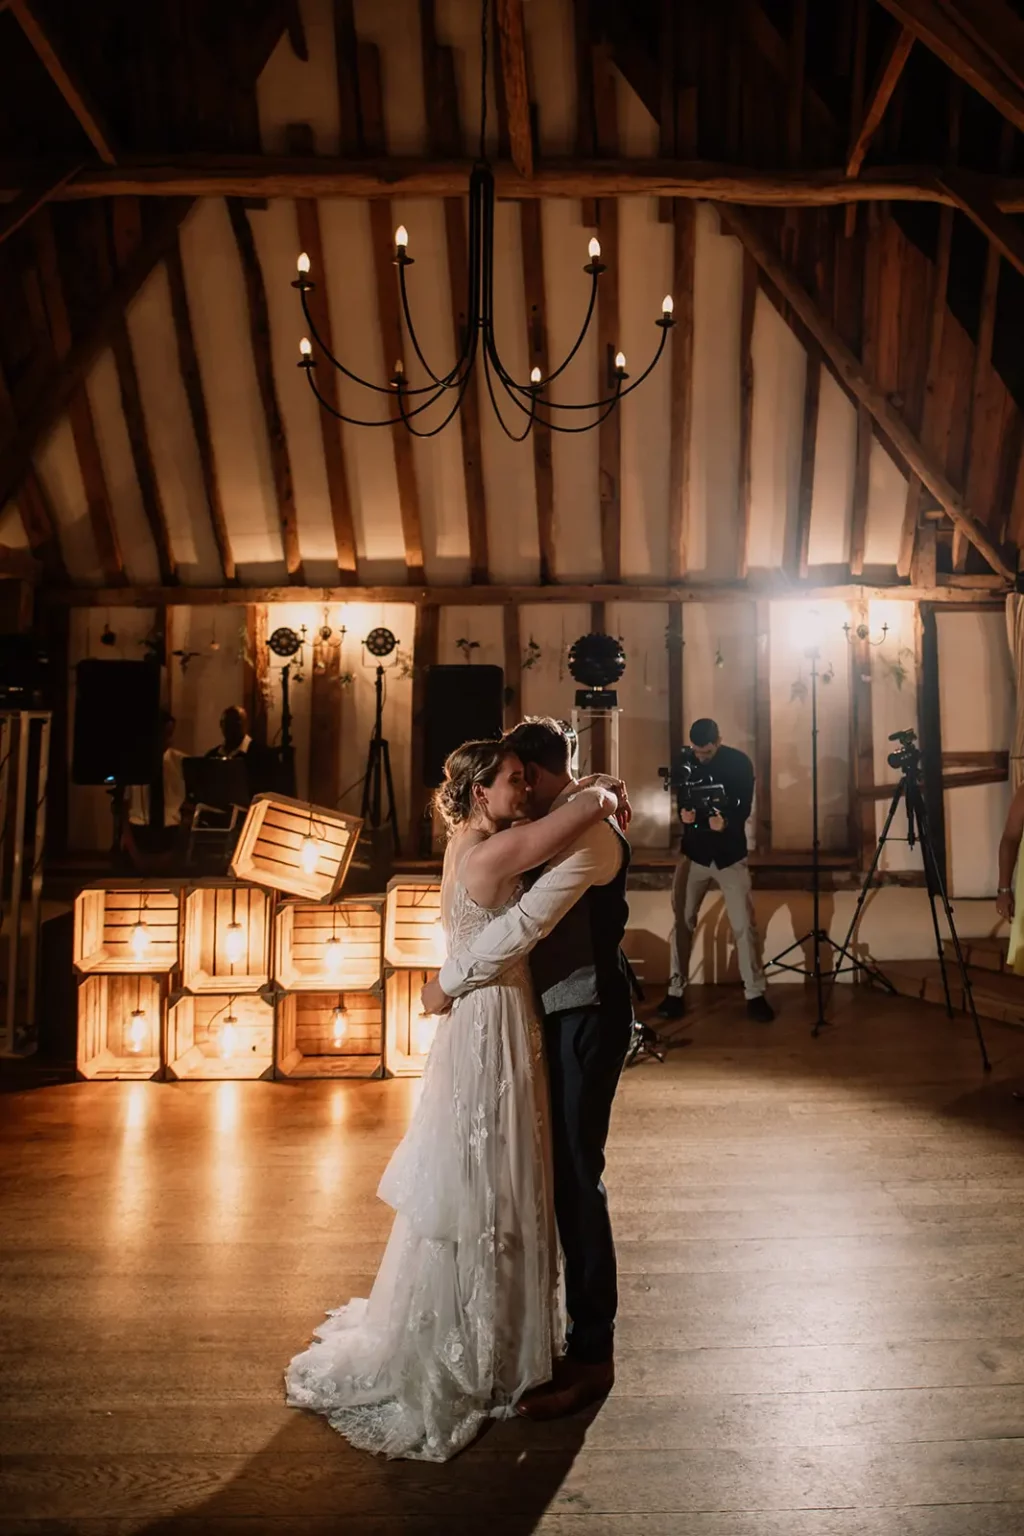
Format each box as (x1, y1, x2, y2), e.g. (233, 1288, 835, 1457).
(133, 1404, 598, 1535)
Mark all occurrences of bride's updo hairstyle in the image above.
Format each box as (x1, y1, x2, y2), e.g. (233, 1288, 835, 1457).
(435, 739, 511, 832)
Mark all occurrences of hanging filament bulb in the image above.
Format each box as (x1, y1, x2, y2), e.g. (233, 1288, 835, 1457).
(224, 921, 246, 965)
(220, 1009, 238, 1059)
(127, 1008, 147, 1054)
(331, 1003, 348, 1048)
(324, 934, 344, 977)
(130, 920, 149, 959)
(300, 835, 321, 875)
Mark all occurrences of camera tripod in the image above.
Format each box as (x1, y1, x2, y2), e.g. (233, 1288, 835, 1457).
(828, 760, 991, 1072)
(360, 663, 401, 854)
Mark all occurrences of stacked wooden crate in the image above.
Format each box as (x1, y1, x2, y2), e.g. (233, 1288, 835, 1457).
(382, 876, 444, 1076)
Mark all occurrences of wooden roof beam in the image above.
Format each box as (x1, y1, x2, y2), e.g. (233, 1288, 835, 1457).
(0, 198, 193, 517)
(8, 0, 118, 164)
(846, 24, 914, 178)
(937, 168, 1024, 282)
(874, 0, 1024, 135)
(0, 163, 78, 250)
(495, 0, 533, 179)
(717, 205, 1015, 582)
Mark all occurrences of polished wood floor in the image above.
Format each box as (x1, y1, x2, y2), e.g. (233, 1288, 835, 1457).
(4, 988, 1024, 1535)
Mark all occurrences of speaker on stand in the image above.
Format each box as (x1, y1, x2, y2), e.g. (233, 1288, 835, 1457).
(72, 660, 162, 857)
(422, 665, 506, 790)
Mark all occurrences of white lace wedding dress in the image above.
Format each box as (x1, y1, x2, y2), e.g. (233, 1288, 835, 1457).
(284, 861, 562, 1461)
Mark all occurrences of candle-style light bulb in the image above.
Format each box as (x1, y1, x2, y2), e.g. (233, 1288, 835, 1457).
(615, 351, 626, 371)
(395, 224, 409, 249)
(130, 921, 149, 959)
(588, 237, 601, 260)
(530, 366, 542, 385)
(297, 252, 311, 274)
(331, 1005, 348, 1047)
(300, 836, 320, 875)
(299, 336, 312, 359)
(224, 921, 246, 965)
(324, 934, 343, 976)
(662, 295, 674, 315)
(127, 1008, 147, 1054)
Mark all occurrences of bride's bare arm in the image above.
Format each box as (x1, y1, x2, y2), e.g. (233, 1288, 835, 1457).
(463, 785, 617, 891)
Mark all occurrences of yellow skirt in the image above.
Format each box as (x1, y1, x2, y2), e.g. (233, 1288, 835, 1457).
(1009, 853, 1024, 976)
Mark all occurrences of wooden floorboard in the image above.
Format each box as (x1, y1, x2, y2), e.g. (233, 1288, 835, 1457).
(4, 988, 1024, 1534)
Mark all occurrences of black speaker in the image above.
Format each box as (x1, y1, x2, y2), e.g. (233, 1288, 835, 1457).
(72, 660, 161, 786)
(423, 664, 505, 787)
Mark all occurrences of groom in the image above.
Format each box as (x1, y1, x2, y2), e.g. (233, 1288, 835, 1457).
(422, 717, 633, 1418)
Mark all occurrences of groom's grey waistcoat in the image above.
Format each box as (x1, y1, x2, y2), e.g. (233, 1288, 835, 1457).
(529, 817, 631, 1016)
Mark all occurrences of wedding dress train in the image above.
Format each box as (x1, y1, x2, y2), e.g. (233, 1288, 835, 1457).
(284, 871, 561, 1461)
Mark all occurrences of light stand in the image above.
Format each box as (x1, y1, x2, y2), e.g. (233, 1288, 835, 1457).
(361, 661, 401, 854)
(766, 644, 864, 1034)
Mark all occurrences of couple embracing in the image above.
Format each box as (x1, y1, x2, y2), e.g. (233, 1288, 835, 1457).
(285, 718, 635, 1461)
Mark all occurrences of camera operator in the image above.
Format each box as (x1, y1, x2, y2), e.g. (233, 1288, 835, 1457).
(655, 718, 774, 1023)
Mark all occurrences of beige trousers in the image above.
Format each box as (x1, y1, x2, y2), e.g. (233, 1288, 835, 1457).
(668, 856, 766, 999)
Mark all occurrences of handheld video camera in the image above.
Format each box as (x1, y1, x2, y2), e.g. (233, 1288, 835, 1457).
(657, 746, 727, 823)
(886, 727, 921, 776)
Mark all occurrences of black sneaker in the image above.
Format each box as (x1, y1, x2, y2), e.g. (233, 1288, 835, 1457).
(746, 995, 775, 1023)
(654, 994, 686, 1021)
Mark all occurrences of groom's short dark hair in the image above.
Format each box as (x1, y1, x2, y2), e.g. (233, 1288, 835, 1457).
(504, 717, 570, 775)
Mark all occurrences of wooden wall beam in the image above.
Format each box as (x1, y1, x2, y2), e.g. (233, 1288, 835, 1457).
(938, 169, 1024, 283)
(846, 25, 914, 178)
(901, 206, 953, 579)
(753, 598, 772, 852)
(0, 199, 192, 514)
(519, 200, 554, 582)
(32, 209, 124, 585)
(358, 42, 426, 583)
(309, 627, 342, 806)
(244, 604, 269, 747)
(717, 205, 1014, 581)
(503, 602, 521, 729)
(668, 202, 695, 579)
(287, 124, 357, 578)
(736, 253, 757, 579)
(793, 352, 820, 580)
(667, 603, 684, 796)
(419, 2, 489, 585)
(495, 0, 533, 179)
(8, 0, 118, 163)
(20, 158, 1024, 208)
(408, 602, 439, 853)
(165, 239, 235, 584)
(591, 38, 621, 583)
(43, 578, 1009, 610)
(875, 0, 1024, 135)
(94, 200, 176, 585)
(227, 198, 303, 582)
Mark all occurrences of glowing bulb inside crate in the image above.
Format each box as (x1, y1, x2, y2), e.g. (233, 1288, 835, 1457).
(130, 921, 149, 959)
(127, 1008, 147, 1053)
(324, 934, 344, 977)
(300, 836, 321, 875)
(331, 1005, 348, 1047)
(224, 921, 246, 964)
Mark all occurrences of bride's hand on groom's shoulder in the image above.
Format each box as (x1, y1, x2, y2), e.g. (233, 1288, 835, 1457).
(579, 773, 632, 833)
(421, 977, 453, 1016)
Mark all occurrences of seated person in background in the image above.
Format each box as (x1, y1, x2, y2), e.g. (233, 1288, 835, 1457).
(123, 710, 185, 870)
(208, 705, 253, 760)
(996, 783, 1024, 973)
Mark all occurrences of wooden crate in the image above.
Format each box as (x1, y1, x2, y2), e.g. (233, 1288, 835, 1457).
(230, 793, 362, 901)
(77, 974, 164, 1080)
(182, 884, 272, 994)
(166, 994, 274, 1080)
(276, 991, 383, 1079)
(383, 877, 445, 969)
(74, 885, 180, 975)
(274, 898, 383, 991)
(384, 968, 441, 1077)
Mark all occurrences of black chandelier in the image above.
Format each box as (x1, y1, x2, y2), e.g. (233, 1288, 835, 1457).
(292, 3, 674, 441)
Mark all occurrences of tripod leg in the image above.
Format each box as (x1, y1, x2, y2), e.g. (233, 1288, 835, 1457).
(380, 738, 402, 856)
(360, 739, 378, 823)
(824, 783, 905, 1013)
(915, 799, 992, 1073)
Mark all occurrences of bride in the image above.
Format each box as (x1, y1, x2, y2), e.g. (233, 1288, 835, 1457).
(285, 738, 622, 1461)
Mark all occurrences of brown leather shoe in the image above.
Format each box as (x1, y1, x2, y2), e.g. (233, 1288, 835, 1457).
(515, 1357, 614, 1421)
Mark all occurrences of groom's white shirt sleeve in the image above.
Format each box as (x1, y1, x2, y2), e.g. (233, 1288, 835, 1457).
(437, 789, 623, 998)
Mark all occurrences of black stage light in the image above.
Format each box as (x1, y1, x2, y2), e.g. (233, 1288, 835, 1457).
(268, 626, 304, 658)
(567, 632, 626, 709)
(364, 627, 397, 659)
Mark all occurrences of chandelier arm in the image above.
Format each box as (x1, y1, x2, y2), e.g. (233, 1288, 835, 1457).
(480, 345, 536, 442)
(488, 273, 600, 395)
(532, 384, 626, 435)
(395, 369, 479, 439)
(299, 286, 440, 398)
(496, 324, 671, 413)
(301, 363, 452, 427)
(397, 261, 473, 389)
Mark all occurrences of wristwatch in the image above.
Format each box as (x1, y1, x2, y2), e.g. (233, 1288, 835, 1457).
(998, 886, 1013, 895)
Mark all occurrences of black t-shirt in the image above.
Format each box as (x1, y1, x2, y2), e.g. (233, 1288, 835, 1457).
(680, 744, 754, 869)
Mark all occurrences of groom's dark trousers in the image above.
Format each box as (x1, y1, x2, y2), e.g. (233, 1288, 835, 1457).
(531, 816, 633, 1365)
